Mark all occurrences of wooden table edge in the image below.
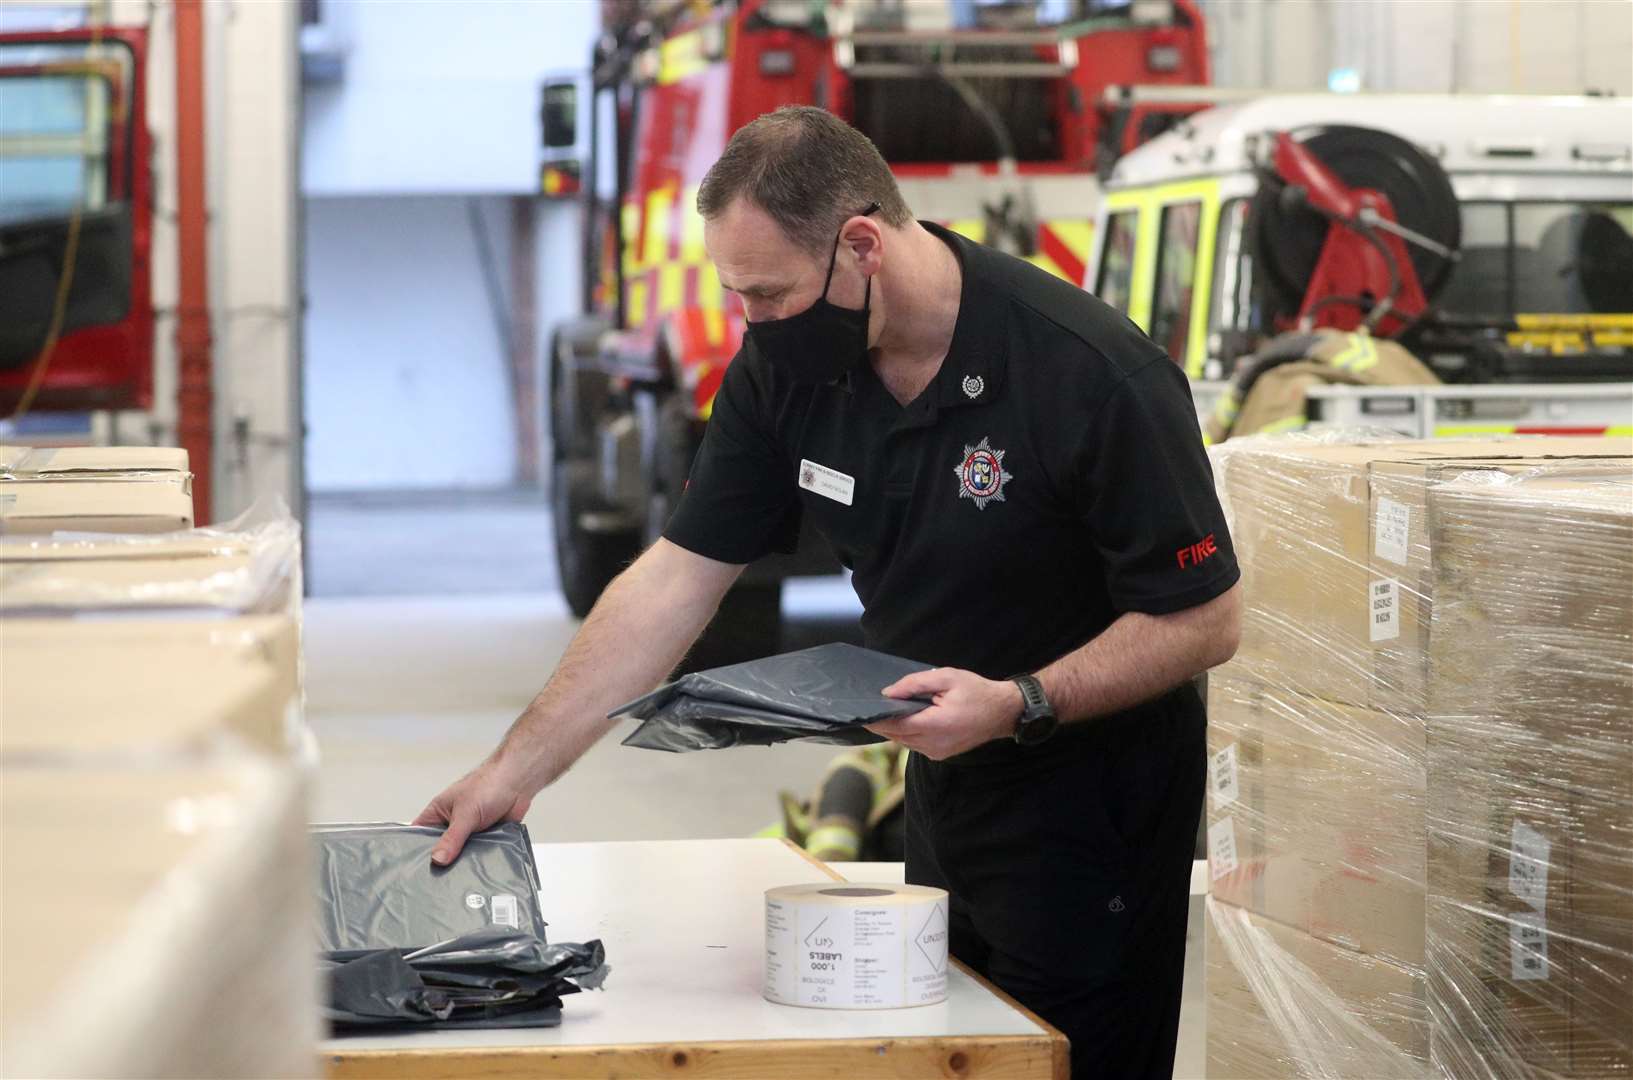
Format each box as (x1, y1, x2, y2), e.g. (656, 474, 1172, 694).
(325, 1031, 1062, 1079)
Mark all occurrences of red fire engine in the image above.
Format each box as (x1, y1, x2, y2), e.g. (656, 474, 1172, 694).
(0, 28, 154, 413)
(545, 0, 1213, 657)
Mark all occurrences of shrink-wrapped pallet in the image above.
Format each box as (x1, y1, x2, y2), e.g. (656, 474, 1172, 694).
(1202, 434, 1631, 1078)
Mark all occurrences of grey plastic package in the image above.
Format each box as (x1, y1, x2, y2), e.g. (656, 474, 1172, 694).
(312, 822, 609, 1034)
(313, 821, 547, 954)
(323, 929, 607, 1032)
(612, 642, 930, 753)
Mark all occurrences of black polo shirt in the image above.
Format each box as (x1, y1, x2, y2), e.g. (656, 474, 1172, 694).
(664, 223, 1238, 757)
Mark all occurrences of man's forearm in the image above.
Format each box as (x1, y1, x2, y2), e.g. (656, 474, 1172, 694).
(491, 540, 740, 792)
(1036, 583, 1242, 725)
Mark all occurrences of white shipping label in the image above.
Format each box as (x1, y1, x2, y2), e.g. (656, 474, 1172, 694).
(1511, 912, 1550, 981)
(1508, 821, 1552, 912)
(764, 890, 947, 1008)
(1369, 579, 1401, 642)
(1375, 497, 1412, 566)
(490, 894, 518, 928)
(1208, 817, 1238, 880)
(798, 460, 855, 506)
(1210, 743, 1240, 809)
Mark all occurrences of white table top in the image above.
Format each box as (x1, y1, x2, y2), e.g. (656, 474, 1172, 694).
(326, 838, 1045, 1052)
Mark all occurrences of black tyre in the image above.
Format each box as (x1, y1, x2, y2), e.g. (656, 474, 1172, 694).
(552, 459, 639, 618)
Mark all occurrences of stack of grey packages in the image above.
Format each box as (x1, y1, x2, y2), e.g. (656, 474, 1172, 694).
(313, 822, 608, 1033)
(613, 642, 930, 752)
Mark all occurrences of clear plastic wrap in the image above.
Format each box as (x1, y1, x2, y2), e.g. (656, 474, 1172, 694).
(1423, 474, 1633, 1079)
(0, 495, 301, 616)
(1202, 432, 1632, 1079)
(0, 484, 318, 1075)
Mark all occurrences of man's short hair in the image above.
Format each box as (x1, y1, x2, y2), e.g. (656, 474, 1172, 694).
(697, 106, 913, 255)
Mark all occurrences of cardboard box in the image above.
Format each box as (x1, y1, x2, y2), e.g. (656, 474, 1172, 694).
(1208, 677, 1426, 966)
(1206, 898, 1429, 1079)
(0, 531, 298, 615)
(0, 761, 317, 1078)
(1424, 474, 1633, 1077)
(1372, 459, 1632, 717)
(1216, 437, 1631, 711)
(1, 612, 301, 714)
(0, 478, 194, 535)
(0, 619, 299, 756)
(0, 444, 190, 479)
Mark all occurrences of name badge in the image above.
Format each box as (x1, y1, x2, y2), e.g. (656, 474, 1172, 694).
(798, 459, 855, 506)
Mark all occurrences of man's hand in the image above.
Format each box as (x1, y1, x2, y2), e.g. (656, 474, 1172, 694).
(412, 760, 535, 866)
(411, 540, 745, 867)
(868, 668, 1022, 761)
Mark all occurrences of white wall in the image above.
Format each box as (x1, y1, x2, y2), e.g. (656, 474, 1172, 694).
(302, 0, 599, 196)
(300, 0, 595, 493)
(1202, 0, 1633, 96)
(303, 195, 531, 491)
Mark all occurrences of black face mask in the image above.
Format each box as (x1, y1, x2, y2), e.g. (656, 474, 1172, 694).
(743, 204, 877, 385)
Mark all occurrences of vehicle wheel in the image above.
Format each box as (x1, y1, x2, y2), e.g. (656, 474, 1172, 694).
(678, 583, 784, 674)
(643, 391, 698, 544)
(552, 459, 640, 618)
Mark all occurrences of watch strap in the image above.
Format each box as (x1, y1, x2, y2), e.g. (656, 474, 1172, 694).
(1013, 674, 1048, 718)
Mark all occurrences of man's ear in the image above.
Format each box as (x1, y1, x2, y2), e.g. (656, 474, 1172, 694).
(841, 215, 884, 275)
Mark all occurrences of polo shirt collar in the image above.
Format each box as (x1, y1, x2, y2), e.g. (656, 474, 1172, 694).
(919, 222, 1009, 414)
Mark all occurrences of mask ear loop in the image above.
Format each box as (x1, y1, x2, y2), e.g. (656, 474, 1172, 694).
(821, 201, 882, 299)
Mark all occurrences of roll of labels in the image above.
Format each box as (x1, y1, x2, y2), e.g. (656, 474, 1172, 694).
(763, 883, 950, 1009)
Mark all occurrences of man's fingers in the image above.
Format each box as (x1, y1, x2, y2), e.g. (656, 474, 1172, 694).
(430, 803, 480, 866)
(883, 668, 954, 699)
(868, 706, 946, 739)
(411, 801, 449, 828)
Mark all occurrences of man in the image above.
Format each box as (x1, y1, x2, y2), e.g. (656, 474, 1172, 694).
(417, 106, 1241, 1077)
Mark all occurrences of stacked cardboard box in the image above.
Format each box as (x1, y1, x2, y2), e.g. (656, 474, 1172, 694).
(0, 444, 195, 534)
(1, 764, 317, 1078)
(1425, 476, 1633, 1078)
(0, 447, 316, 1077)
(0, 526, 300, 616)
(1204, 436, 1632, 1079)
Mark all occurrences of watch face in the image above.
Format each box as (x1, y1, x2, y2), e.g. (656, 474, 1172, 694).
(1017, 712, 1059, 747)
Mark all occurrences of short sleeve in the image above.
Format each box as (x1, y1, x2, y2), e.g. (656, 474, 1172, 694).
(1076, 358, 1239, 614)
(662, 353, 801, 565)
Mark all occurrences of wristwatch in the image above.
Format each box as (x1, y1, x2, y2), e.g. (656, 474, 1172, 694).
(1011, 674, 1059, 747)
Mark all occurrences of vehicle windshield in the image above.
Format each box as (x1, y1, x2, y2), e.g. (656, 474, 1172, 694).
(1210, 198, 1633, 337)
(846, 0, 1138, 31)
(0, 38, 133, 227)
(1435, 201, 1633, 318)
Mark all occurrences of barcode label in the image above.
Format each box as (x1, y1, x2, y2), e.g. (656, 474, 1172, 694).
(490, 894, 518, 928)
(1510, 912, 1549, 981)
(1210, 744, 1240, 808)
(1374, 497, 1411, 566)
(1369, 579, 1400, 642)
(1508, 821, 1551, 912)
(1208, 817, 1238, 880)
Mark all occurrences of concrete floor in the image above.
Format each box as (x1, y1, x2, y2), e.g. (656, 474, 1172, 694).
(302, 493, 1204, 1076)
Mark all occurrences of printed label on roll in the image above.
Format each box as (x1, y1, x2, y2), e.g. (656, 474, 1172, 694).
(764, 883, 950, 1009)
